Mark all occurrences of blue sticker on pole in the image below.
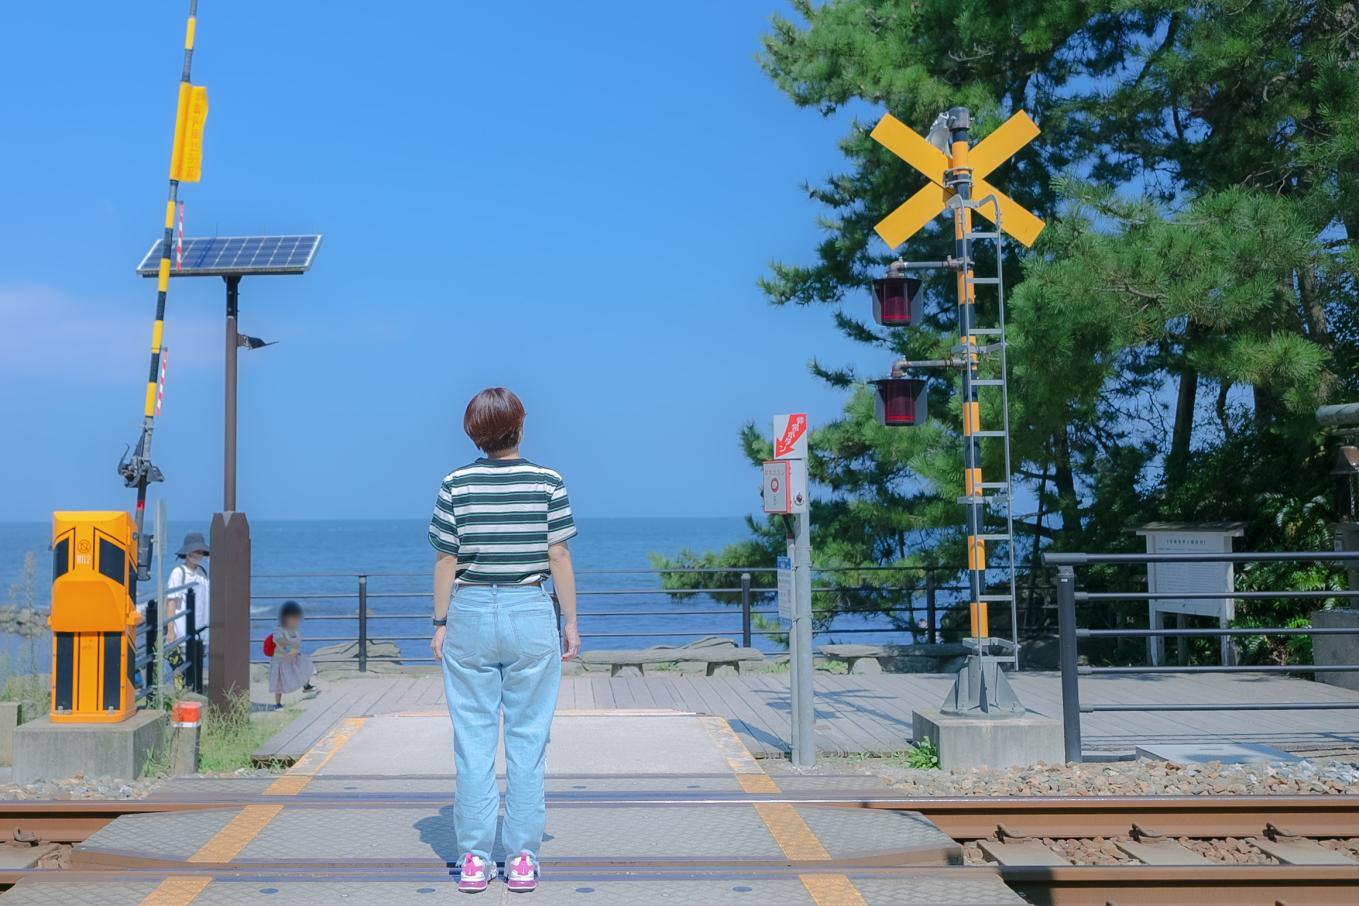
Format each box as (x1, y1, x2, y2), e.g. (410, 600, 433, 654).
(777, 556, 793, 621)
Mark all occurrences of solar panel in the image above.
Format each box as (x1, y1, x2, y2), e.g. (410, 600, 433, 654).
(136, 235, 322, 277)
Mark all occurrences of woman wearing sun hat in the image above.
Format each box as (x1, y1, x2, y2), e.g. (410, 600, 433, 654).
(166, 531, 210, 657)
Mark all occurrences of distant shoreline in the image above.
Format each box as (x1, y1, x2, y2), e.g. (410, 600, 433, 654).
(0, 514, 753, 526)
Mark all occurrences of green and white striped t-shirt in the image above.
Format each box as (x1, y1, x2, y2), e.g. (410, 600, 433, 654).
(427, 458, 577, 584)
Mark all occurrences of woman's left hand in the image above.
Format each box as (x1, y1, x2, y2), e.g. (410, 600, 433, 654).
(430, 625, 447, 659)
(561, 621, 580, 661)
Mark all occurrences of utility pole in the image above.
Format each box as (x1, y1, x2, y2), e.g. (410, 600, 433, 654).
(223, 276, 241, 511)
(791, 500, 814, 765)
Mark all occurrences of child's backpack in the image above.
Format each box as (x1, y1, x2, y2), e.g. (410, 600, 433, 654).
(263, 634, 276, 657)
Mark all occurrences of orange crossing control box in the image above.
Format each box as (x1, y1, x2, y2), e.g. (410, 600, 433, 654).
(49, 511, 143, 723)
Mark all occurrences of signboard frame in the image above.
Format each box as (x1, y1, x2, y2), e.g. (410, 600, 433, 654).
(1134, 522, 1245, 666)
(762, 459, 807, 515)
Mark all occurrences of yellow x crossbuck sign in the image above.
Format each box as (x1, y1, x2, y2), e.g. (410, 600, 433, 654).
(870, 110, 1045, 248)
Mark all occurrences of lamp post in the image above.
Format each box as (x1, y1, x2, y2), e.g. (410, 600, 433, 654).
(135, 233, 321, 706)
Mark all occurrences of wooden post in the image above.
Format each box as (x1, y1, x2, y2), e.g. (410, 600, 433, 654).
(209, 512, 251, 709)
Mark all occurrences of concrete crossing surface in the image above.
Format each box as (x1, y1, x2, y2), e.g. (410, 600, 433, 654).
(5, 709, 1023, 905)
(253, 670, 1359, 763)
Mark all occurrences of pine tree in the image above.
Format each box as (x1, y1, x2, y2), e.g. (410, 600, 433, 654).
(657, 1, 1359, 634)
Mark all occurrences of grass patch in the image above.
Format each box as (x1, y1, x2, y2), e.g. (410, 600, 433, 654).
(0, 670, 49, 718)
(144, 693, 294, 777)
(2, 552, 50, 719)
(198, 694, 293, 774)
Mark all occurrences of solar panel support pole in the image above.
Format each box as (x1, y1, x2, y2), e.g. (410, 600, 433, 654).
(223, 275, 241, 513)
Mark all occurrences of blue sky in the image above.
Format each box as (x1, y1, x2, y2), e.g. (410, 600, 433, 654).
(0, 1, 877, 522)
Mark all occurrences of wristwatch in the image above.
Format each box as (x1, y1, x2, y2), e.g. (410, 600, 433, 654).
(432, 617, 447, 627)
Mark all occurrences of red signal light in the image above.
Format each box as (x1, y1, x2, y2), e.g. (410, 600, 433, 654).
(871, 274, 922, 327)
(873, 378, 928, 427)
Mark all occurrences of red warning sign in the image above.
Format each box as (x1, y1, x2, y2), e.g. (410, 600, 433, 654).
(774, 413, 808, 459)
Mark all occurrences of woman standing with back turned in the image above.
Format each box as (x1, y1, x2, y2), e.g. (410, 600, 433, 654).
(428, 387, 581, 894)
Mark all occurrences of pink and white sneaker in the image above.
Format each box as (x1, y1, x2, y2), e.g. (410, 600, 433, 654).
(505, 850, 539, 893)
(457, 853, 493, 893)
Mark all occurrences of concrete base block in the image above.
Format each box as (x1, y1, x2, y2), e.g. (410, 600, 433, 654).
(0, 702, 25, 766)
(913, 707, 1065, 770)
(12, 709, 167, 783)
(1135, 742, 1298, 764)
(1312, 608, 1359, 692)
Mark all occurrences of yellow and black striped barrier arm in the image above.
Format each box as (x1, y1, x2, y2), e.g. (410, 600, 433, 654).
(120, 0, 206, 574)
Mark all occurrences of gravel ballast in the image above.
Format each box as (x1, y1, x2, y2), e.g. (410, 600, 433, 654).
(0, 774, 158, 801)
(769, 754, 1359, 797)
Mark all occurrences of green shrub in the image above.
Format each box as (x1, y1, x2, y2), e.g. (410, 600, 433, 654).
(904, 738, 939, 770)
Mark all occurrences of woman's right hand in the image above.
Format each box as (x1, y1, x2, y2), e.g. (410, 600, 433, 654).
(430, 625, 447, 659)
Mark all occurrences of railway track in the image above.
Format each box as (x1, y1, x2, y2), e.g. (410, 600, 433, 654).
(1, 791, 1356, 904)
(3, 792, 1353, 841)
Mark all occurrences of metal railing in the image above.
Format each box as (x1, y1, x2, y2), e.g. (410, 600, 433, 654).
(134, 583, 206, 700)
(1046, 549, 1359, 762)
(248, 565, 1049, 669)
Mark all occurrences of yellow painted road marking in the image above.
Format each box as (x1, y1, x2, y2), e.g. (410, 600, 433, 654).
(140, 876, 212, 905)
(263, 715, 366, 796)
(755, 802, 830, 860)
(800, 872, 870, 906)
(697, 714, 777, 787)
(187, 804, 281, 863)
(737, 771, 781, 793)
(137, 717, 367, 901)
(696, 715, 867, 904)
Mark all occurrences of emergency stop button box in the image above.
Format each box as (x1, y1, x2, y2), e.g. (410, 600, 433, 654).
(762, 459, 808, 515)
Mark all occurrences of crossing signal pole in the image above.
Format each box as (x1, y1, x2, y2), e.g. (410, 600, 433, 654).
(868, 106, 1044, 716)
(762, 414, 814, 767)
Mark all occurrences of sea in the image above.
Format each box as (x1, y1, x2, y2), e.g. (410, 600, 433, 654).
(0, 517, 915, 667)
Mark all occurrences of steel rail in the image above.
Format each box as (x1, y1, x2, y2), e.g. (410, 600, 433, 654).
(5, 793, 1356, 844)
(3, 864, 1355, 905)
(5, 794, 1357, 905)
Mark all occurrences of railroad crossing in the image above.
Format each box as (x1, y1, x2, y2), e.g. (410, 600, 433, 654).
(3, 708, 1359, 904)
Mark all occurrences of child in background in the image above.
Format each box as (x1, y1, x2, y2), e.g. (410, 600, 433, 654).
(269, 600, 316, 710)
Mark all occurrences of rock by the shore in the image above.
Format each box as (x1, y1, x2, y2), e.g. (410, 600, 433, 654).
(0, 607, 49, 639)
(310, 639, 402, 664)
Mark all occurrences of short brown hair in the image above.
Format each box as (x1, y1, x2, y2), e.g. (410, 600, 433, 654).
(463, 388, 525, 454)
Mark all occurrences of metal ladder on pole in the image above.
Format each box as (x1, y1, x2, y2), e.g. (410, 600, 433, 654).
(959, 195, 1021, 668)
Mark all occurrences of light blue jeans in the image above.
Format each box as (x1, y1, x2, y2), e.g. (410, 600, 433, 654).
(441, 582, 561, 864)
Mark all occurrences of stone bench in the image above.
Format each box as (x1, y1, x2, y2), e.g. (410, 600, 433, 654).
(580, 639, 765, 677)
(818, 643, 970, 674)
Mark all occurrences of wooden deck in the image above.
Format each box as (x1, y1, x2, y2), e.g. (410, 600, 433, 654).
(252, 670, 1359, 763)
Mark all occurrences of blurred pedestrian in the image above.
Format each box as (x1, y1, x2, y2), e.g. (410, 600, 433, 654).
(268, 600, 316, 709)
